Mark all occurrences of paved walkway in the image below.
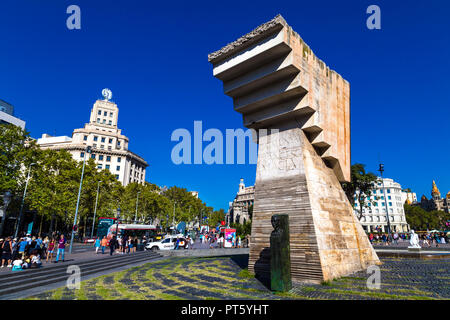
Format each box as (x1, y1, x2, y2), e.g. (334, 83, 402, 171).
(0, 243, 138, 274)
(372, 239, 450, 249)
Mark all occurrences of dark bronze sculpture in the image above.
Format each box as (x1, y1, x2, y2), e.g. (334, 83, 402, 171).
(270, 214, 292, 292)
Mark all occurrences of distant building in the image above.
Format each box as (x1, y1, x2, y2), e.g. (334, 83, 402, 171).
(37, 89, 148, 187)
(354, 177, 409, 233)
(0, 99, 26, 129)
(226, 178, 254, 225)
(191, 191, 199, 199)
(401, 189, 417, 205)
(419, 181, 450, 213)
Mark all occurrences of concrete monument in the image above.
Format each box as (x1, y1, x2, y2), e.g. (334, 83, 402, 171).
(208, 15, 380, 283)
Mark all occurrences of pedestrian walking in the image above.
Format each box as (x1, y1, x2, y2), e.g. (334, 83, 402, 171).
(109, 236, 117, 256)
(122, 235, 128, 254)
(393, 232, 399, 245)
(55, 234, 66, 263)
(94, 237, 101, 254)
(18, 238, 27, 259)
(42, 236, 49, 258)
(1, 237, 13, 268)
(189, 236, 194, 250)
(127, 237, 132, 254)
(46, 238, 55, 263)
(11, 238, 18, 261)
(101, 236, 108, 254)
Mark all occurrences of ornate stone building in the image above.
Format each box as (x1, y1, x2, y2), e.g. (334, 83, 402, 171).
(37, 89, 148, 186)
(419, 181, 450, 213)
(354, 177, 410, 233)
(226, 178, 254, 225)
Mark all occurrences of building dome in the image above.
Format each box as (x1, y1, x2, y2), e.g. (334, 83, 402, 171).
(432, 180, 441, 197)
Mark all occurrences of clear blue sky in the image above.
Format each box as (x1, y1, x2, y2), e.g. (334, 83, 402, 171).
(1, 0, 449, 210)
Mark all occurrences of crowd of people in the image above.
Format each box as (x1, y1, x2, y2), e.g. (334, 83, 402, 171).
(0, 233, 68, 271)
(94, 235, 145, 256)
(197, 230, 249, 249)
(368, 231, 449, 247)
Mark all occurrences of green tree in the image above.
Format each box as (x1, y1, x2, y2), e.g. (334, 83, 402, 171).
(404, 203, 449, 231)
(209, 208, 225, 227)
(76, 159, 124, 237)
(0, 124, 36, 195)
(341, 163, 378, 219)
(231, 220, 252, 237)
(162, 186, 205, 225)
(26, 149, 80, 236)
(120, 182, 170, 225)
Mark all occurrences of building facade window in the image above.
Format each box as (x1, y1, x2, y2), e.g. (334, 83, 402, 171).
(99, 155, 104, 161)
(106, 156, 111, 162)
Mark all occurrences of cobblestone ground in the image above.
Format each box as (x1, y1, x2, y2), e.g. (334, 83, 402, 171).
(25, 256, 450, 300)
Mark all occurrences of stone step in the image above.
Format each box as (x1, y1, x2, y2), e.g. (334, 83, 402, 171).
(0, 251, 160, 284)
(0, 253, 161, 298)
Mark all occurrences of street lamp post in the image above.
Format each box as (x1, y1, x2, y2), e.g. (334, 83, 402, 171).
(91, 180, 102, 239)
(69, 146, 91, 254)
(379, 163, 392, 242)
(172, 201, 176, 231)
(116, 207, 121, 237)
(134, 191, 141, 224)
(15, 163, 35, 238)
(0, 191, 12, 237)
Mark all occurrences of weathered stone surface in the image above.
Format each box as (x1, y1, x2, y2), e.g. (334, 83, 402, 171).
(209, 15, 350, 182)
(209, 15, 380, 284)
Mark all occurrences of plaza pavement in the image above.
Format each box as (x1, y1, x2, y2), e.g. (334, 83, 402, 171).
(5, 239, 450, 300)
(25, 255, 450, 300)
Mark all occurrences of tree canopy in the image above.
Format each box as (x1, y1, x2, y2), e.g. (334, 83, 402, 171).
(404, 204, 449, 231)
(342, 163, 378, 219)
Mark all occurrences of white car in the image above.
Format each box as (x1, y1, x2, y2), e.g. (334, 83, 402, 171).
(145, 235, 189, 251)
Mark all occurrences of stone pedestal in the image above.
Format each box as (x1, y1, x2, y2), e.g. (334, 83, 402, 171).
(249, 127, 379, 283)
(208, 15, 380, 283)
